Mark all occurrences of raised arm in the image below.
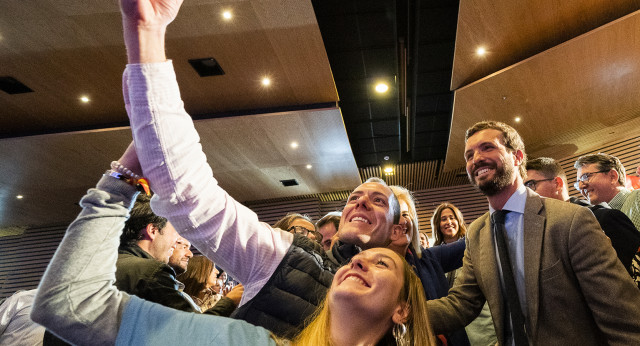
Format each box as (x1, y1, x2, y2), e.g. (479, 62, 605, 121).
(119, 0, 293, 305)
(31, 171, 139, 345)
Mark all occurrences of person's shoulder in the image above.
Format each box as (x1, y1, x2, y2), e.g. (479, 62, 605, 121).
(468, 212, 490, 232)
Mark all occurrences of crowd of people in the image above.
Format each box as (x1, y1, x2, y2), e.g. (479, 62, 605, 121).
(1, 0, 640, 345)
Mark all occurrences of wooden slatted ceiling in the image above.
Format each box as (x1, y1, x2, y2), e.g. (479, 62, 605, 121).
(452, 0, 640, 89)
(2, 135, 638, 299)
(446, 9, 640, 173)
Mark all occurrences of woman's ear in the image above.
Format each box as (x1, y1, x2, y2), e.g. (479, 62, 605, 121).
(392, 302, 410, 324)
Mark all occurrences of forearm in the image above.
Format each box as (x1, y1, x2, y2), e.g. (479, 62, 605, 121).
(32, 176, 138, 346)
(123, 62, 293, 304)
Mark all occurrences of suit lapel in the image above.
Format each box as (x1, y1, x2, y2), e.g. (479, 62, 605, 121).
(523, 190, 545, 335)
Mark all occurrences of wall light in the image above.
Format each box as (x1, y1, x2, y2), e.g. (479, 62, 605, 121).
(222, 10, 233, 20)
(261, 77, 271, 86)
(16, 195, 23, 199)
(514, 116, 521, 123)
(290, 141, 299, 149)
(306, 164, 312, 169)
(476, 47, 486, 56)
(383, 166, 394, 175)
(80, 96, 90, 103)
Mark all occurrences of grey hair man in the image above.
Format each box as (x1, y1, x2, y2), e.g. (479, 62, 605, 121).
(526, 157, 640, 274)
(574, 153, 640, 230)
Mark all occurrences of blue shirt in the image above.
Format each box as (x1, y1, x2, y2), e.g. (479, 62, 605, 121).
(489, 185, 528, 344)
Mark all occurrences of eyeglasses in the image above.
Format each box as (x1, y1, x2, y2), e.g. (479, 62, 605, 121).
(573, 170, 609, 190)
(287, 225, 314, 236)
(287, 226, 323, 242)
(524, 178, 555, 191)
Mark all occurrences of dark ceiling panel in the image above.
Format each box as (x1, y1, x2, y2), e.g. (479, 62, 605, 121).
(313, 0, 460, 167)
(372, 119, 399, 137)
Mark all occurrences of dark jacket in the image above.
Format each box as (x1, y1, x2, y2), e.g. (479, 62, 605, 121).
(230, 234, 334, 339)
(408, 239, 470, 346)
(570, 197, 640, 271)
(115, 243, 198, 312)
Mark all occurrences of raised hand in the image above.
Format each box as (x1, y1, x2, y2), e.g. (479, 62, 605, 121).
(119, 0, 183, 30)
(119, 0, 185, 63)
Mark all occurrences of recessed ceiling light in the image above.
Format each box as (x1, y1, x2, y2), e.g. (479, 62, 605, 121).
(80, 96, 90, 103)
(290, 141, 298, 149)
(375, 83, 389, 93)
(222, 10, 233, 20)
(514, 116, 521, 123)
(16, 195, 23, 199)
(476, 47, 486, 56)
(306, 164, 312, 169)
(261, 77, 271, 86)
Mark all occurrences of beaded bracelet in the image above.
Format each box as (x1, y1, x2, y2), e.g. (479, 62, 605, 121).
(105, 162, 151, 196)
(110, 161, 141, 180)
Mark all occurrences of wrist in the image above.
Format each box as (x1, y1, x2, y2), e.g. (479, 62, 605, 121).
(123, 21, 167, 64)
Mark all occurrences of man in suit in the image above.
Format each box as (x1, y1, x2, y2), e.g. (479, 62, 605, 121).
(427, 121, 640, 345)
(525, 156, 640, 273)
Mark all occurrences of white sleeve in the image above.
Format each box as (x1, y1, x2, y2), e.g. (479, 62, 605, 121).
(123, 61, 293, 304)
(0, 292, 20, 335)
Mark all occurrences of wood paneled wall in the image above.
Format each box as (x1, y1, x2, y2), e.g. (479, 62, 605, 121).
(2, 135, 638, 299)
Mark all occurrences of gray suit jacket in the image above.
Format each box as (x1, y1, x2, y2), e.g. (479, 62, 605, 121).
(427, 189, 640, 345)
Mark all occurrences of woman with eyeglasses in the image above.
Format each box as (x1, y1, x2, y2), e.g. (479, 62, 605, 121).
(273, 213, 323, 244)
(31, 150, 436, 345)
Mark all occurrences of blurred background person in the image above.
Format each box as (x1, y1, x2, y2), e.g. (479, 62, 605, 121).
(178, 255, 243, 316)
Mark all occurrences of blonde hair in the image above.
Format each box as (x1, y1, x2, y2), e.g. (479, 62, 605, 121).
(291, 254, 436, 346)
(389, 185, 422, 258)
(431, 202, 467, 246)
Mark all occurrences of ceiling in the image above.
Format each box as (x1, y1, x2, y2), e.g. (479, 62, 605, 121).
(1, 0, 640, 229)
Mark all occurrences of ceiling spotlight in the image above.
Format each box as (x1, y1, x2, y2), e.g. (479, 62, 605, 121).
(476, 47, 486, 56)
(514, 116, 521, 123)
(16, 195, 23, 199)
(222, 10, 233, 20)
(375, 83, 389, 93)
(261, 77, 271, 86)
(80, 96, 90, 103)
(290, 141, 299, 149)
(384, 156, 390, 161)
(306, 164, 312, 169)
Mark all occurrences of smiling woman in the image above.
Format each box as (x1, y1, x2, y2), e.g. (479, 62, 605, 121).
(431, 203, 468, 246)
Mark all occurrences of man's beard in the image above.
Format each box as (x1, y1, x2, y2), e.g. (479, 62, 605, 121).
(467, 161, 515, 196)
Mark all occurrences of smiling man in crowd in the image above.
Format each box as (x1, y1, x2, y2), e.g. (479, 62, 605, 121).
(427, 121, 640, 345)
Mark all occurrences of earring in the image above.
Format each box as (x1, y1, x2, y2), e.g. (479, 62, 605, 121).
(393, 322, 408, 346)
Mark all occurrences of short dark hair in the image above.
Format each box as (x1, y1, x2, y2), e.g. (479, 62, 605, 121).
(526, 157, 566, 181)
(120, 194, 168, 245)
(574, 153, 626, 186)
(364, 177, 401, 224)
(316, 211, 341, 231)
(465, 121, 527, 178)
